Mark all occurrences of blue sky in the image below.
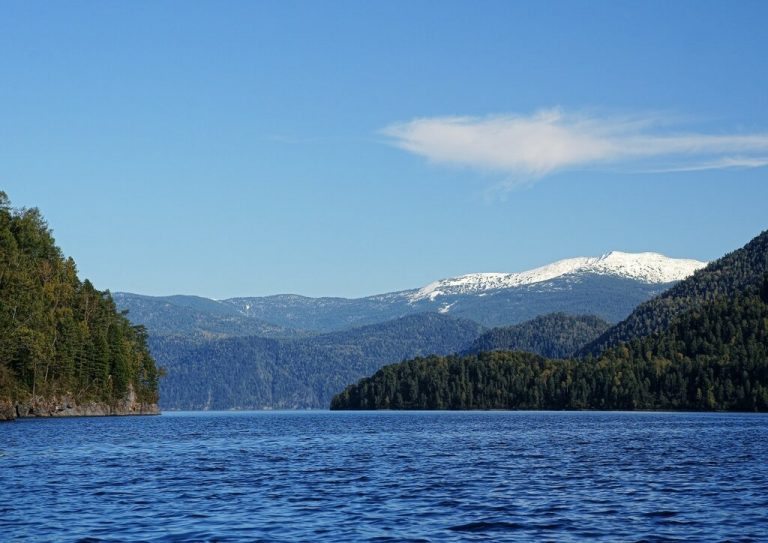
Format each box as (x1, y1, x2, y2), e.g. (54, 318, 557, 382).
(2, 1, 767, 299)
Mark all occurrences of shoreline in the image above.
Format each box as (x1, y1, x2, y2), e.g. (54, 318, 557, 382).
(1, 398, 160, 422)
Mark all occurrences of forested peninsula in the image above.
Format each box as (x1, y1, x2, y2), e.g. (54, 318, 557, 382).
(0, 193, 161, 420)
(331, 231, 768, 411)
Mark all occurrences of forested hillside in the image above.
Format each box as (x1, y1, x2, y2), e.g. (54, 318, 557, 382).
(463, 313, 610, 358)
(0, 193, 160, 419)
(113, 292, 308, 340)
(331, 229, 768, 412)
(154, 312, 484, 409)
(332, 279, 768, 411)
(581, 230, 768, 356)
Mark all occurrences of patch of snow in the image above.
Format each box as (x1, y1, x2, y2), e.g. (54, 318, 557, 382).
(438, 302, 456, 314)
(409, 251, 706, 302)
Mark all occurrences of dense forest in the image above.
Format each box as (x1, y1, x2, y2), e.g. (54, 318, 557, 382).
(0, 193, 160, 415)
(152, 310, 622, 410)
(332, 230, 768, 412)
(463, 313, 610, 358)
(581, 230, 768, 355)
(153, 312, 485, 409)
(332, 282, 768, 411)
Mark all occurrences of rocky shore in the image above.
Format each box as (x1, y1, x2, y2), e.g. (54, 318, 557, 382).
(0, 391, 159, 421)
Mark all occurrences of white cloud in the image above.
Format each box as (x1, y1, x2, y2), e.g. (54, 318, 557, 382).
(644, 156, 768, 173)
(382, 109, 768, 184)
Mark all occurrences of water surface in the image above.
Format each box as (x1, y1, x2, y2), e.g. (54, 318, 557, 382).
(2, 411, 767, 542)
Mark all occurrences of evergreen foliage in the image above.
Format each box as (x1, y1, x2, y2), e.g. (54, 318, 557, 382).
(331, 239, 768, 413)
(152, 313, 485, 409)
(332, 289, 768, 411)
(0, 193, 160, 405)
(463, 313, 610, 358)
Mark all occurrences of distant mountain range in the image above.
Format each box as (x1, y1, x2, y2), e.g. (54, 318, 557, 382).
(331, 230, 768, 412)
(408, 251, 704, 301)
(116, 251, 706, 335)
(113, 251, 707, 410)
(111, 292, 308, 340)
(150, 312, 623, 410)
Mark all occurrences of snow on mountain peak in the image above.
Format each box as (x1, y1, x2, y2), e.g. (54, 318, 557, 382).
(409, 251, 707, 302)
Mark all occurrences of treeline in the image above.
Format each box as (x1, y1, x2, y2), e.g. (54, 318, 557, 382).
(331, 281, 768, 411)
(0, 193, 160, 405)
(463, 313, 610, 358)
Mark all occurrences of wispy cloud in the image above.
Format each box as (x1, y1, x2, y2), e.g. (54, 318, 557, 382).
(643, 156, 768, 173)
(381, 109, 768, 185)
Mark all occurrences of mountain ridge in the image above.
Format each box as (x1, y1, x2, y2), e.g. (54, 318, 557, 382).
(154, 312, 485, 409)
(330, 231, 768, 412)
(463, 313, 611, 359)
(409, 251, 706, 302)
(117, 251, 706, 333)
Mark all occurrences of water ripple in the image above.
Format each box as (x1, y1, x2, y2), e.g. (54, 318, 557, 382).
(1, 411, 767, 542)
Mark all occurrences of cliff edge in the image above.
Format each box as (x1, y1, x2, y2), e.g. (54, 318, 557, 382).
(0, 387, 160, 421)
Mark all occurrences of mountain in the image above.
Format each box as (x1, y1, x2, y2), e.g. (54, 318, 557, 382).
(117, 251, 706, 334)
(222, 294, 409, 333)
(225, 251, 704, 330)
(153, 311, 616, 410)
(0, 193, 160, 420)
(581, 230, 768, 356)
(112, 292, 308, 340)
(331, 284, 768, 411)
(330, 232, 768, 412)
(153, 313, 485, 409)
(408, 251, 705, 301)
(109, 250, 705, 411)
(463, 313, 610, 359)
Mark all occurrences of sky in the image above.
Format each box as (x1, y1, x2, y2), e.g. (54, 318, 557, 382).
(2, 0, 767, 299)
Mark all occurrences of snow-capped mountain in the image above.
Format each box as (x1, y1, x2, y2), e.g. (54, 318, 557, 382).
(409, 252, 706, 302)
(116, 251, 708, 334)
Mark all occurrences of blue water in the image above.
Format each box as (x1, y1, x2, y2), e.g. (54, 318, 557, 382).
(1, 412, 767, 542)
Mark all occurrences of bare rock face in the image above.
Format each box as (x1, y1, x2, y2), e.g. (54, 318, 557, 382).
(0, 386, 160, 421)
(0, 399, 15, 421)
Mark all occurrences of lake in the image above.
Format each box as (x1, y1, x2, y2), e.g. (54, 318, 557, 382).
(1, 411, 767, 542)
